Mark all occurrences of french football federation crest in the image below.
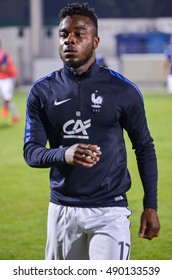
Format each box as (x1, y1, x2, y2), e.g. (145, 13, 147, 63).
(91, 90, 103, 112)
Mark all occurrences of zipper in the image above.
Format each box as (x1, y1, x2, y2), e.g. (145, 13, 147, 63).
(76, 77, 82, 117)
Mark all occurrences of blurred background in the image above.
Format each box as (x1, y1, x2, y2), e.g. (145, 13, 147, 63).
(0, 0, 172, 89)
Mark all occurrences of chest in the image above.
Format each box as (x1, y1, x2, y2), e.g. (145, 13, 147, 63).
(45, 81, 121, 130)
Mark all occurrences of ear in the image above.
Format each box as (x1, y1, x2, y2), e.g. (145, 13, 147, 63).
(93, 36, 100, 49)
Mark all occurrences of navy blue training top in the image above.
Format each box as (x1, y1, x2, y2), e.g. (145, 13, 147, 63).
(23, 61, 158, 210)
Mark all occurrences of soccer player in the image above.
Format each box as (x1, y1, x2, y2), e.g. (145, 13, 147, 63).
(0, 39, 20, 123)
(23, 3, 160, 260)
(164, 34, 172, 93)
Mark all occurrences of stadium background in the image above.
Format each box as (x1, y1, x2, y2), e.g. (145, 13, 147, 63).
(0, 0, 172, 87)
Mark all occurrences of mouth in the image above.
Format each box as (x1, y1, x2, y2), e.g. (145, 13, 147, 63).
(64, 47, 77, 54)
(63, 50, 77, 60)
(64, 51, 77, 56)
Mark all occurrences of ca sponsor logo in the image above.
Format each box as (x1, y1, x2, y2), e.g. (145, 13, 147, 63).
(63, 119, 91, 139)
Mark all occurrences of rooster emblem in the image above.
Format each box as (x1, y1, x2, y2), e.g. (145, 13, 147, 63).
(91, 90, 103, 109)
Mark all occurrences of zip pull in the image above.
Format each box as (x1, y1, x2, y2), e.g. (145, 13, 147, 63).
(76, 111, 81, 117)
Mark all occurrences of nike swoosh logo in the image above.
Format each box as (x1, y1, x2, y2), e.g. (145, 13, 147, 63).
(54, 98, 71, 106)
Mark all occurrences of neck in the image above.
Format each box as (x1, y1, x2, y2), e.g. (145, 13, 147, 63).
(71, 55, 96, 75)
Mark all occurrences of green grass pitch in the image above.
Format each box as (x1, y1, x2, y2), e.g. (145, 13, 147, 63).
(0, 89, 171, 260)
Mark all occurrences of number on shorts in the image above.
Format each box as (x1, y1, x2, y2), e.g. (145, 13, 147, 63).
(119, 241, 130, 260)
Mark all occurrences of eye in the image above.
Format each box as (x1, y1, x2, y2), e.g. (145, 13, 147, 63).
(75, 31, 84, 37)
(59, 32, 68, 38)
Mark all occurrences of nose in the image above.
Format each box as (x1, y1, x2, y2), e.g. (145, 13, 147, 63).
(65, 33, 76, 45)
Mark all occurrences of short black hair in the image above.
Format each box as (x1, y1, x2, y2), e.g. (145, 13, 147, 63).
(59, 2, 98, 35)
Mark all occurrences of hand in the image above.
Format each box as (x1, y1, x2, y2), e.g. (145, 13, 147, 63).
(64, 143, 102, 168)
(139, 208, 160, 240)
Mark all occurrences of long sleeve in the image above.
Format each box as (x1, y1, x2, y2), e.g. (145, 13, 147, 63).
(122, 87, 158, 210)
(23, 142, 66, 168)
(23, 85, 67, 168)
(135, 143, 158, 210)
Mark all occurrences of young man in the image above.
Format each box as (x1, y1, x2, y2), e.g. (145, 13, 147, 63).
(164, 35, 172, 93)
(0, 40, 20, 123)
(23, 3, 160, 260)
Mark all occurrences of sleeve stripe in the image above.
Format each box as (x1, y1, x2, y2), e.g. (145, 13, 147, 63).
(109, 69, 144, 103)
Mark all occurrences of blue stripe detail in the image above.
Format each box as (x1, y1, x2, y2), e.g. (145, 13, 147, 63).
(31, 72, 53, 86)
(24, 72, 53, 143)
(25, 110, 31, 143)
(110, 69, 144, 103)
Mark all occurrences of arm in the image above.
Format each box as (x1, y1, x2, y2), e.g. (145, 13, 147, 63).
(123, 87, 160, 239)
(23, 86, 67, 168)
(135, 141, 160, 239)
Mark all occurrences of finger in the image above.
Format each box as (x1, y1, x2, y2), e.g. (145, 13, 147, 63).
(73, 152, 98, 167)
(78, 143, 90, 150)
(139, 217, 147, 237)
(73, 144, 102, 167)
(74, 157, 96, 168)
(77, 146, 101, 161)
(141, 227, 160, 240)
(138, 226, 147, 238)
(85, 150, 101, 161)
(74, 151, 99, 162)
(79, 144, 101, 154)
(75, 153, 99, 166)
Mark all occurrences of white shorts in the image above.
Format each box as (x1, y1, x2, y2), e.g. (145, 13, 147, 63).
(45, 202, 131, 260)
(0, 78, 14, 100)
(167, 74, 172, 93)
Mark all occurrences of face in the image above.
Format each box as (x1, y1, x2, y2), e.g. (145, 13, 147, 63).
(58, 15, 99, 73)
